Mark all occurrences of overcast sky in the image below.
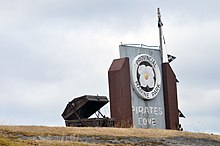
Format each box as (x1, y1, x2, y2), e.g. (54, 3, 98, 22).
(0, 0, 219, 134)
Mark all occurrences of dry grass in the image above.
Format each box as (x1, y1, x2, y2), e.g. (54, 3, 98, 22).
(0, 125, 220, 145)
(1, 125, 219, 139)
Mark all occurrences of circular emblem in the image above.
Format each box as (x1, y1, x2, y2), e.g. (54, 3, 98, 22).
(132, 54, 161, 100)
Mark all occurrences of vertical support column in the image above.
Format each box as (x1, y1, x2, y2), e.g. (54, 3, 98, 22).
(162, 63, 179, 129)
(108, 57, 133, 127)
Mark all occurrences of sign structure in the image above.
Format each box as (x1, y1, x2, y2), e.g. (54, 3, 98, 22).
(108, 9, 179, 129)
(119, 45, 166, 129)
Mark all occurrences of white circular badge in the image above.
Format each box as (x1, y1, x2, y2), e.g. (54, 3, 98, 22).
(132, 54, 161, 100)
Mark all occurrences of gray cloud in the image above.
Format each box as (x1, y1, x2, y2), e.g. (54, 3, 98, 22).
(0, 0, 219, 133)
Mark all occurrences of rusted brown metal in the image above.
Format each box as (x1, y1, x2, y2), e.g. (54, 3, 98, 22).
(108, 57, 133, 127)
(162, 63, 179, 130)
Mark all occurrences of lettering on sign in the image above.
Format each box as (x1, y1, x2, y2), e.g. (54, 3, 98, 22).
(138, 117, 156, 126)
(132, 105, 163, 126)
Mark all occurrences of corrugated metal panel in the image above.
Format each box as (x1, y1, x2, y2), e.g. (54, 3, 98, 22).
(119, 45, 166, 129)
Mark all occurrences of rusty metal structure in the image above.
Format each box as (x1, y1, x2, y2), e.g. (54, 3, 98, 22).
(162, 63, 179, 129)
(107, 8, 183, 130)
(108, 46, 181, 130)
(62, 95, 114, 127)
(108, 58, 133, 127)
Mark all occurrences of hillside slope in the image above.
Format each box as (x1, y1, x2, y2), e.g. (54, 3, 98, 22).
(0, 126, 220, 145)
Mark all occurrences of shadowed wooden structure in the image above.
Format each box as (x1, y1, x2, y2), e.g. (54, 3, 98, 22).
(62, 95, 115, 127)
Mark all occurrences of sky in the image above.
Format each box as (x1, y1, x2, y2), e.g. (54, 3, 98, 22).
(0, 0, 219, 134)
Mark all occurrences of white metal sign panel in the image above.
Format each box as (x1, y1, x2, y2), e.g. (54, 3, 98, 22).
(119, 45, 166, 129)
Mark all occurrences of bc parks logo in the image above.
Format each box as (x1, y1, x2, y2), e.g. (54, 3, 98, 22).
(132, 54, 161, 100)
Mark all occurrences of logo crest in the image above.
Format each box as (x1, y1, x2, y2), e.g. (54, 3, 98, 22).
(132, 54, 161, 99)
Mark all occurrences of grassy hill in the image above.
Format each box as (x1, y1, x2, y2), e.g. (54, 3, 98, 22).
(0, 126, 220, 145)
